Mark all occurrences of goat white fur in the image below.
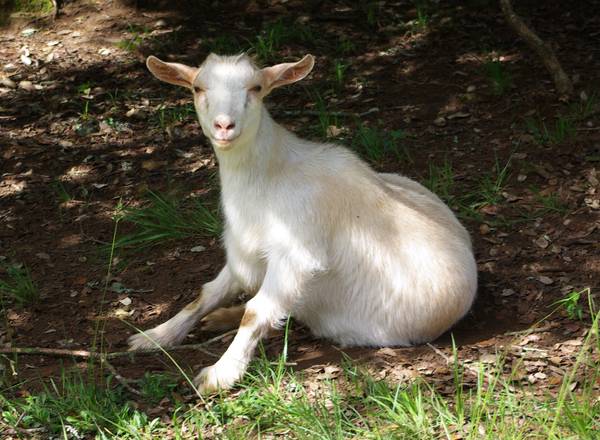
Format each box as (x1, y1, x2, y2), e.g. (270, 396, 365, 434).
(128, 53, 477, 393)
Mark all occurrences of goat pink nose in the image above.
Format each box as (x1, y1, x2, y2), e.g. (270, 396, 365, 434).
(214, 116, 235, 130)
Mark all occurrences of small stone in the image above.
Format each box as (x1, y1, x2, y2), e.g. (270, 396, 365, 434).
(18, 80, 35, 91)
(467, 85, 476, 93)
(154, 19, 167, 28)
(480, 353, 497, 364)
(501, 288, 515, 297)
(534, 372, 547, 380)
(534, 237, 550, 249)
(3, 63, 17, 72)
(0, 77, 16, 89)
(46, 40, 60, 46)
(190, 245, 206, 253)
(447, 111, 470, 120)
(125, 107, 147, 120)
(517, 174, 527, 182)
(20, 54, 32, 66)
(119, 297, 132, 306)
(538, 276, 554, 285)
(21, 28, 36, 36)
(433, 116, 446, 127)
(479, 223, 490, 235)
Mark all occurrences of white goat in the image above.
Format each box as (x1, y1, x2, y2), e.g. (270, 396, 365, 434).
(128, 53, 477, 393)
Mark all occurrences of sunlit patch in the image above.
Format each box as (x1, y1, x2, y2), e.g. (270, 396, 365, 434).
(61, 164, 94, 182)
(455, 51, 522, 66)
(59, 233, 83, 248)
(0, 176, 27, 197)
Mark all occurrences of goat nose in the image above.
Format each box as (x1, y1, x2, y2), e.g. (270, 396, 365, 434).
(214, 116, 236, 131)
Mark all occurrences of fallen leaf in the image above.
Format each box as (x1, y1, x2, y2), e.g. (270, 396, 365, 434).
(538, 276, 554, 285)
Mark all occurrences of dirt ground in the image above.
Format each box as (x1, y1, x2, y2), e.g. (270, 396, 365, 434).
(0, 0, 599, 399)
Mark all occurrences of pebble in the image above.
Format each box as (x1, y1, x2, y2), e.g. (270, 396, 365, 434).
(433, 116, 446, 127)
(18, 80, 35, 91)
(534, 237, 550, 249)
(539, 276, 554, 285)
(0, 77, 16, 88)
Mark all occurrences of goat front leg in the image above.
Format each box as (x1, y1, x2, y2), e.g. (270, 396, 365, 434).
(194, 292, 286, 392)
(194, 255, 319, 393)
(128, 265, 241, 349)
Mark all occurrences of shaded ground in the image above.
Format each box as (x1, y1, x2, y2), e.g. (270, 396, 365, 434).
(1, 0, 599, 407)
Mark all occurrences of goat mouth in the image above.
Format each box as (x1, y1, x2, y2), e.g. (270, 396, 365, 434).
(212, 136, 239, 148)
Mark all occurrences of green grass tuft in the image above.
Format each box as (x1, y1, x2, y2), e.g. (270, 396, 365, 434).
(526, 115, 576, 145)
(483, 58, 512, 95)
(0, 262, 38, 307)
(352, 123, 409, 165)
(114, 190, 222, 252)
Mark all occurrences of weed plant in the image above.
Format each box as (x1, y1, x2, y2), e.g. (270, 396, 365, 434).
(114, 191, 221, 252)
(0, 262, 38, 307)
(352, 123, 409, 165)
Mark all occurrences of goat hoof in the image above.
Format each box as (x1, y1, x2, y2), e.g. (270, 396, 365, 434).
(194, 360, 243, 393)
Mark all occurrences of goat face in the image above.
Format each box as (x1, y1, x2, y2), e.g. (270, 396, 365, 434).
(146, 53, 315, 151)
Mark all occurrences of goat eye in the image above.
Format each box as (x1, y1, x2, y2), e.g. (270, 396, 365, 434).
(193, 86, 204, 94)
(250, 85, 262, 93)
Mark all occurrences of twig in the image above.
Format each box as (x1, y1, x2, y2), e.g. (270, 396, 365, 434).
(0, 329, 236, 360)
(499, 0, 573, 97)
(100, 358, 142, 396)
(503, 323, 553, 336)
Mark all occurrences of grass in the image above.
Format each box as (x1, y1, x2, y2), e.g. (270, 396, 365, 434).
(114, 190, 221, 252)
(332, 60, 348, 91)
(473, 155, 511, 208)
(1, 306, 598, 438)
(249, 19, 316, 62)
(568, 92, 598, 122)
(50, 180, 73, 203)
(424, 160, 455, 204)
(152, 103, 195, 129)
(532, 189, 569, 215)
(526, 115, 576, 145)
(413, 0, 431, 32)
(117, 24, 150, 52)
(352, 123, 409, 165)
(483, 58, 512, 95)
(0, 262, 38, 307)
(525, 93, 596, 145)
(311, 93, 341, 139)
(551, 288, 591, 321)
(12, 0, 54, 14)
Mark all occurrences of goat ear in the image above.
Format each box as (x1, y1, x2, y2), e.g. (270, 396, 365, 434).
(146, 56, 198, 89)
(262, 54, 315, 91)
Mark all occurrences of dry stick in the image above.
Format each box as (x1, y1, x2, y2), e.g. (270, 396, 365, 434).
(499, 0, 573, 97)
(100, 358, 142, 396)
(0, 329, 236, 360)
